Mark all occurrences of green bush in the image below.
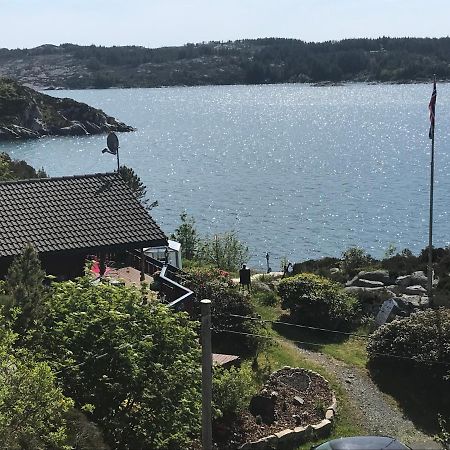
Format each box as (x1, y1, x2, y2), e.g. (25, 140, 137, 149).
(278, 273, 359, 330)
(367, 308, 450, 367)
(197, 231, 249, 272)
(367, 309, 450, 434)
(38, 279, 202, 450)
(0, 324, 72, 449)
(341, 246, 373, 276)
(381, 250, 421, 277)
(184, 267, 269, 356)
(253, 291, 279, 306)
(213, 365, 256, 418)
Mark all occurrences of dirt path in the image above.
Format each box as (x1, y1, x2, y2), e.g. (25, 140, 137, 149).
(282, 340, 441, 450)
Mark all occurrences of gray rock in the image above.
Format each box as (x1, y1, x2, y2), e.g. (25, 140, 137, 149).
(344, 286, 394, 301)
(396, 271, 428, 289)
(353, 278, 385, 288)
(358, 270, 391, 284)
(403, 285, 427, 296)
(293, 396, 304, 406)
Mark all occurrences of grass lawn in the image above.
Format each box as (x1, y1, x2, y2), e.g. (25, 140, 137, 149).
(257, 337, 367, 449)
(251, 296, 368, 448)
(252, 297, 368, 369)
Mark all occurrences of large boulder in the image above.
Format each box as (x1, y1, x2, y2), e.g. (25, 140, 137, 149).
(396, 271, 427, 288)
(349, 278, 385, 288)
(357, 270, 391, 284)
(402, 285, 427, 296)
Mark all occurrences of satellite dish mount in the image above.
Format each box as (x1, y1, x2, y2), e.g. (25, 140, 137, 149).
(102, 132, 120, 171)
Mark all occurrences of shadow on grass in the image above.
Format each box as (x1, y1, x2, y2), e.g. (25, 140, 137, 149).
(272, 313, 351, 353)
(368, 359, 450, 436)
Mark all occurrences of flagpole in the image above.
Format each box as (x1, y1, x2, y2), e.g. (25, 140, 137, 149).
(428, 122, 435, 303)
(427, 75, 436, 304)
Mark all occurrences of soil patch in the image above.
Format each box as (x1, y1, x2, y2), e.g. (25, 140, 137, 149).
(214, 367, 333, 449)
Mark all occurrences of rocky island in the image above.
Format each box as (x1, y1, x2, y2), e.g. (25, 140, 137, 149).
(0, 77, 133, 140)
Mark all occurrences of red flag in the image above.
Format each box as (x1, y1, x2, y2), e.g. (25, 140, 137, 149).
(429, 78, 437, 139)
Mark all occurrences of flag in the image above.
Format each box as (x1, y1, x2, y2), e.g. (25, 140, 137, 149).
(429, 78, 437, 139)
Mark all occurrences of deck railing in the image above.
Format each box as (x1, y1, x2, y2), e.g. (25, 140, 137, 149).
(126, 250, 193, 311)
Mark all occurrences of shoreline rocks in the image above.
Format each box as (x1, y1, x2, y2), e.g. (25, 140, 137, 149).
(0, 78, 134, 141)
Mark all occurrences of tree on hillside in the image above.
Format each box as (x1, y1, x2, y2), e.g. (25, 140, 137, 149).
(0, 325, 73, 449)
(170, 212, 199, 260)
(118, 165, 157, 210)
(5, 244, 46, 335)
(38, 279, 201, 450)
(0, 152, 47, 181)
(198, 231, 249, 271)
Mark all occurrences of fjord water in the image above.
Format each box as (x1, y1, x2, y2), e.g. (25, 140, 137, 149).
(3, 84, 450, 269)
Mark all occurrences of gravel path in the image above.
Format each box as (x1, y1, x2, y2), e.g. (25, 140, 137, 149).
(282, 340, 441, 450)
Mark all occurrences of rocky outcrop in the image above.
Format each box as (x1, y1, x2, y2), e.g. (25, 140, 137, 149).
(0, 78, 133, 141)
(346, 269, 431, 320)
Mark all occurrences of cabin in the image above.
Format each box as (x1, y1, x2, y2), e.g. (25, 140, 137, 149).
(0, 172, 168, 279)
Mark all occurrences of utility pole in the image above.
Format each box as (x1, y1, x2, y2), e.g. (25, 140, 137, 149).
(201, 299, 212, 450)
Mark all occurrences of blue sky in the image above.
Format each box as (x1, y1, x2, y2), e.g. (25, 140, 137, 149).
(2, 0, 449, 49)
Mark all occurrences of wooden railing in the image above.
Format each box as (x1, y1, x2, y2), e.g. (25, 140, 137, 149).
(126, 250, 193, 311)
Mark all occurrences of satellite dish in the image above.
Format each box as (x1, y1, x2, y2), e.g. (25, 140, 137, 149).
(106, 132, 119, 155)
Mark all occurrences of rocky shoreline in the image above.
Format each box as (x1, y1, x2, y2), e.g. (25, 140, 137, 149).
(0, 78, 133, 141)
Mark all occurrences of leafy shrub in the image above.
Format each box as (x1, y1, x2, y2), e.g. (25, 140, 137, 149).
(367, 308, 450, 366)
(39, 279, 202, 450)
(184, 267, 268, 356)
(278, 273, 359, 330)
(253, 291, 279, 307)
(170, 212, 199, 260)
(292, 256, 340, 275)
(213, 365, 256, 418)
(197, 231, 249, 271)
(381, 249, 421, 277)
(367, 309, 450, 433)
(0, 324, 72, 449)
(341, 246, 373, 276)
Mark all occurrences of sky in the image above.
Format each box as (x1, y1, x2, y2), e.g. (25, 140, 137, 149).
(1, 0, 449, 49)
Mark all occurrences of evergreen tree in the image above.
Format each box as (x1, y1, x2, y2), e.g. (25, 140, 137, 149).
(118, 165, 158, 210)
(5, 244, 46, 334)
(170, 212, 199, 260)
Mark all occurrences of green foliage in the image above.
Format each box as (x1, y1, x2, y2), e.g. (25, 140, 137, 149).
(367, 308, 450, 366)
(213, 365, 256, 418)
(0, 152, 47, 181)
(278, 273, 359, 330)
(4, 38, 450, 88)
(170, 212, 199, 260)
(184, 267, 268, 355)
(367, 309, 450, 434)
(38, 279, 201, 450)
(197, 231, 249, 271)
(253, 291, 279, 307)
(341, 246, 373, 276)
(118, 165, 157, 209)
(380, 248, 420, 277)
(5, 244, 47, 335)
(0, 324, 73, 449)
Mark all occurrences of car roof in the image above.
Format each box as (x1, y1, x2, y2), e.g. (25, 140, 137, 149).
(320, 436, 410, 450)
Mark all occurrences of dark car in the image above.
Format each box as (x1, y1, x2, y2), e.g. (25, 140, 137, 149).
(312, 436, 411, 450)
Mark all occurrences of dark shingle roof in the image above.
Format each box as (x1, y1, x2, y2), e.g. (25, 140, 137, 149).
(0, 172, 167, 257)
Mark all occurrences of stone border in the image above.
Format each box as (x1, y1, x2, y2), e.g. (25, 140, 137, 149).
(239, 368, 337, 450)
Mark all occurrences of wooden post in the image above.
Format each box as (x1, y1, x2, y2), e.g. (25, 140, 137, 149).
(140, 248, 145, 282)
(99, 253, 106, 277)
(201, 299, 212, 450)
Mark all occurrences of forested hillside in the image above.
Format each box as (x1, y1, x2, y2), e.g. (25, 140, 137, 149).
(0, 37, 449, 89)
